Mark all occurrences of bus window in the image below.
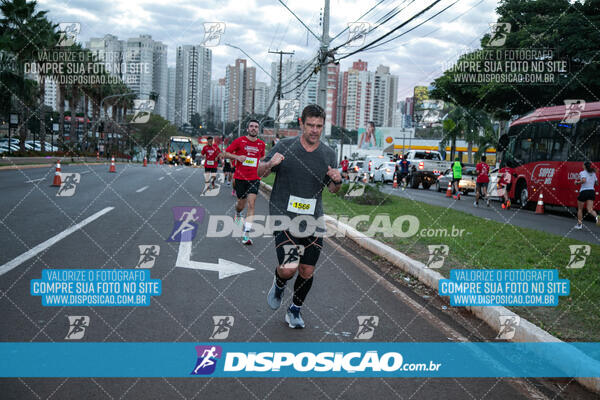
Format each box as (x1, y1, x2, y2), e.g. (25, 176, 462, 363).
(571, 118, 600, 161)
(512, 125, 534, 165)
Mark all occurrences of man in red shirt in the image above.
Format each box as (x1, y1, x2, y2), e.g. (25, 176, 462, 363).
(222, 119, 266, 245)
(475, 155, 490, 207)
(340, 156, 349, 181)
(200, 136, 221, 193)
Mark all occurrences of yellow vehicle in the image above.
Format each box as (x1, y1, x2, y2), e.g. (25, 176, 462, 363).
(167, 136, 193, 165)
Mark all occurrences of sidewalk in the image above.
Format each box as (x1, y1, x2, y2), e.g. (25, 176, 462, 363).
(0, 156, 132, 170)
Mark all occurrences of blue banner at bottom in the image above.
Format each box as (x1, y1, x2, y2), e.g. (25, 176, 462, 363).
(1, 342, 599, 378)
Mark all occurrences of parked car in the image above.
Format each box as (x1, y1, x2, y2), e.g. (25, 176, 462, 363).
(436, 166, 477, 194)
(0, 143, 20, 153)
(405, 150, 451, 189)
(364, 155, 391, 182)
(372, 162, 396, 183)
(348, 160, 365, 181)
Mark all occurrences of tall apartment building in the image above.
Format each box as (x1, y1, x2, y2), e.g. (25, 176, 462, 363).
(340, 60, 398, 130)
(269, 58, 317, 120)
(224, 59, 256, 122)
(167, 67, 176, 123)
(175, 45, 212, 127)
(253, 81, 270, 116)
(210, 78, 226, 126)
(86, 34, 168, 119)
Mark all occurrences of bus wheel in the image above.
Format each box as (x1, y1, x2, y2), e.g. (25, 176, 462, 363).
(517, 181, 531, 209)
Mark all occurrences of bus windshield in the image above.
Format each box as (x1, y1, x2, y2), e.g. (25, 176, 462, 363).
(170, 138, 191, 154)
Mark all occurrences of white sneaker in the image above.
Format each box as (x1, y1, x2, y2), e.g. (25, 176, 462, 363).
(486, 198, 490, 207)
(473, 201, 478, 207)
(574, 223, 583, 230)
(596, 216, 600, 226)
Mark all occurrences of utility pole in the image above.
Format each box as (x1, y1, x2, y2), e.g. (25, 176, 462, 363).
(317, 0, 330, 110)
(268, 49, 294, 139)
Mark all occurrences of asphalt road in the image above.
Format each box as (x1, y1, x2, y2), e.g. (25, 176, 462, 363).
(376, 181, 600, 245)
(0, 163, 595, 399)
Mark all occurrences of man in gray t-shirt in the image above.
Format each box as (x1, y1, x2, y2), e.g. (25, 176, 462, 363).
(257, 104, 342, 329)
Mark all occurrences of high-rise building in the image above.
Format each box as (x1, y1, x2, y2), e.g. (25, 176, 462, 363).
(323, 63, 340, 136)
(224, 59, 256, 122)
(210, 78, 226, 127)
(167, 67, 176, 123)
(340, 60, 398, 130)
(124, 35, 154, 102)
(270, 58, 317, 120)
(253, 81, 270, 116)
(175, 45, 212, 127)
(86, 34, 168, 119)
(152, 40, 168, 118)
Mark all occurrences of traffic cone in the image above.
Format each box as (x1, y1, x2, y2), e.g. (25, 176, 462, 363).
(52, 162, 61, 186)
(535, 193, 544, 214)
(446, 181, 453, 197)
(96, 152, 99, 161)
(393, 174, 398, 189)
(109, 156, 116, 173)
(143, 157, 147, 167)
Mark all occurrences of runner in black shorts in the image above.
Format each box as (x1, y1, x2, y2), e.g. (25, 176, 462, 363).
(258, 104, 341, 329)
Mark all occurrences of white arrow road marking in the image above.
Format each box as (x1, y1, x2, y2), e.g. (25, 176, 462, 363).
(25, 178, 45, 183)
(176, 240, 253, 279)
(136, 186, 149, 193)
(0, 207, 115, 276)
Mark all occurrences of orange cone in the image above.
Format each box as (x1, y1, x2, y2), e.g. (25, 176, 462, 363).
(143, 157, 147, 167)
(52, 162, 62, 186)
(96, 152, 99, 161)
(535, 193, 544, 214)
(109, 156, 116, 173)
(393, 174, 398, 189)
(446, 181, 453, 197)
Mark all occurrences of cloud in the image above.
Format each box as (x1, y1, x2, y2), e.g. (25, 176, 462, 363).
(37, 0, 498, 99)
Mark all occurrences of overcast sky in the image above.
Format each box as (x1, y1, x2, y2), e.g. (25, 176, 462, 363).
(38, 0, 498, 99)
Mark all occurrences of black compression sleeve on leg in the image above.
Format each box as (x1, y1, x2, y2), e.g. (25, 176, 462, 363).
(293, 275, 314, 307)
(275, 269, 289, 288)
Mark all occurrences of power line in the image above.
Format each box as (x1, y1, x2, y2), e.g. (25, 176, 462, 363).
(330, 0, 388, 42)
(334, 0, 445, 62)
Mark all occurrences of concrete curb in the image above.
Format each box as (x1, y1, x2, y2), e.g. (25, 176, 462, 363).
(259, 181, 600, 393)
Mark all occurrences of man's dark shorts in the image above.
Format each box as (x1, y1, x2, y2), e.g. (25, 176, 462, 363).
(275, 230, 323, 266)
(204, 167, 217, 173)
(234, 179, 260, 199)
(452, 177, 461, 183)
(476, 182, 488, 192)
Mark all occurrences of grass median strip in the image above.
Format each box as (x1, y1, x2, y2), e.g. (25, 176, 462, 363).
(261, 176, 599, 341)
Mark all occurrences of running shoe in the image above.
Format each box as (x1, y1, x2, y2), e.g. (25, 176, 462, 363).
(501, 203, 506, 209)
(234, 213, 243, 226)
(596, 215, 600, 226)
(285, 304, 305, 329)
(231, 189, 236, 196)
(267, 277, 285, 310)
(574, 223, 583, 230)
(506, 200, 511, 209)
(242, 234, 253, 245)
(486, 198, 490, 207)
(473, 201, 478, 207)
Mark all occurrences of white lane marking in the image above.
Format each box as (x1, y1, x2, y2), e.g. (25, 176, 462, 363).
(176, 238, 253, 279)
(175, 168, 183, 172)
(25, 178, 44, 183)
(158, 177, 164, 181)
(0, 207, 115, 276)
(80, 171, 91, 175)
(136, 186, 149, 193)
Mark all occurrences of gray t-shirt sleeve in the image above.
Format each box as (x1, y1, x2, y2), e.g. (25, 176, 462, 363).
(322, 149, 338, 186)
(263, 141, 284, 172)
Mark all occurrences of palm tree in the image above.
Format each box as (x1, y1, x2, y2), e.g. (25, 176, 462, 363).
(0, 0, 57, 151)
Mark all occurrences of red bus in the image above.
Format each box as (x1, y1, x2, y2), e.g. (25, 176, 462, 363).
(498, 101, 600, 210)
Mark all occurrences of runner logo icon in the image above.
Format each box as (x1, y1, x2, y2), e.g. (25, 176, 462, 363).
(567, 245, 590, 269)
(168, 207, 204, 242)
(191, 345, 222, 375)
(209, 316, 234, 340)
